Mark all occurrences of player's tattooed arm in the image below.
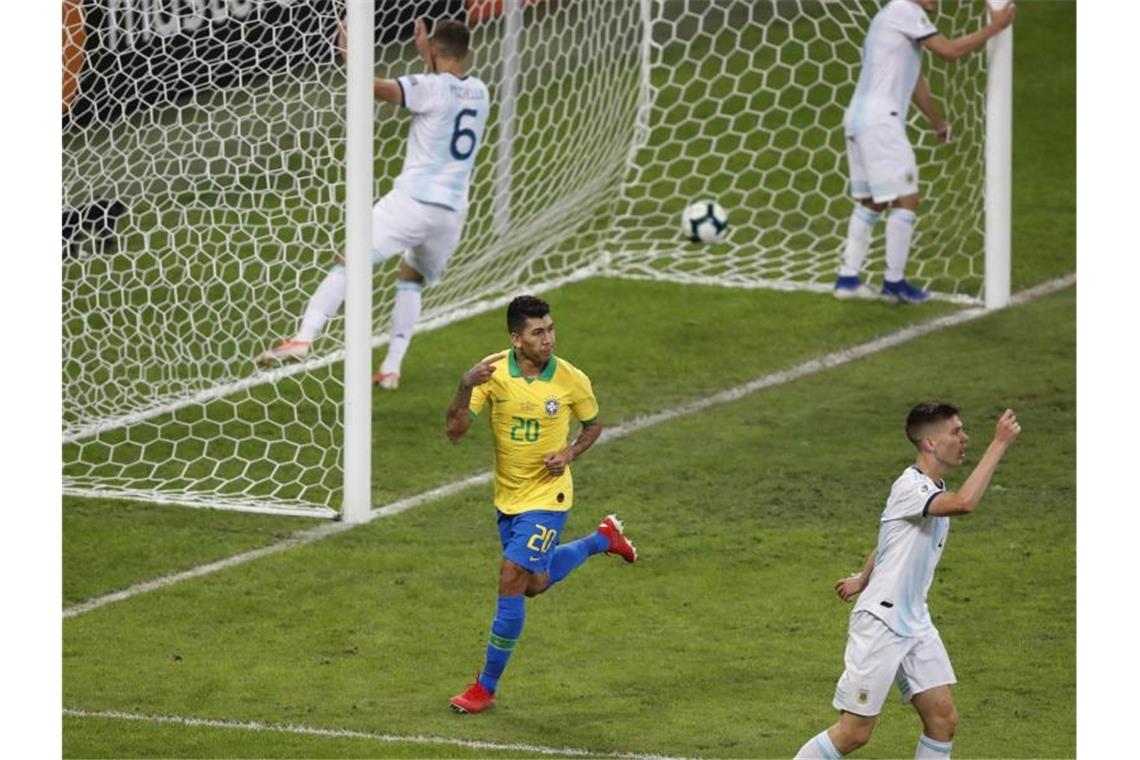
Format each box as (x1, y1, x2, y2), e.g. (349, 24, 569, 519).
(446, 353, 506, 442)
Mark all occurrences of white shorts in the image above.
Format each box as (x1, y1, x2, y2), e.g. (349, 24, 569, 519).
(832, 611, 956, 717)
(370, 187, 466, 285)
(846, 121, 919, 203)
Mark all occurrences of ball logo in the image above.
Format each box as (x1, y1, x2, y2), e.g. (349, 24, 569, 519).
(544, 398, 559, 417)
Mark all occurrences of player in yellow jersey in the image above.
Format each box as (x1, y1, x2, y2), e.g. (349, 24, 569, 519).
(443, 295, 638, 714)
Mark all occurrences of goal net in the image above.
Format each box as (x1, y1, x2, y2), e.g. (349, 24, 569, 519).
(62, 0, 994, 516)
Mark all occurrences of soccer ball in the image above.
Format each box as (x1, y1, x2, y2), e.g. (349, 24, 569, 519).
(681, 200, 729, 243)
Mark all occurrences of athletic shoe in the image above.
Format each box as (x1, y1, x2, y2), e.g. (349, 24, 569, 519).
(833, 275, 877, 300)
(449, 676, 494, 714)
(256, 339, 310, 367)
(371, 371, 399, 390)
(597, 514, 638, 563)
(880, 278, 929, 304)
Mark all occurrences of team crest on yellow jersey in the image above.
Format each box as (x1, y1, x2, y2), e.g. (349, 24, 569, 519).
(545, 398, 560, 416)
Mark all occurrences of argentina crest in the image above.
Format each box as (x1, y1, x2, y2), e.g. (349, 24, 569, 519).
(544, 397, 560, 417)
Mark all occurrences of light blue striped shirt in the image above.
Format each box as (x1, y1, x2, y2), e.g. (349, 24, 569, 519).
(394, 72, 489, 211)
(844, 0, 938, 137)
(854, 466, 948, 637)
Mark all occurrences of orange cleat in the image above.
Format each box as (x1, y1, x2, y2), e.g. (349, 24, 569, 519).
(255, 339, 310, 367)
(371, 370, 399, 390)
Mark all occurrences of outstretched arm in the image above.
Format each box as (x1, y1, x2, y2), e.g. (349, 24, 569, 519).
(912, 74, 950, 143)
(923, 1, 1015, 62)
(928, 410, 1022, 516)
(835, 549, 876, 602)
(445, 353, 507, 442)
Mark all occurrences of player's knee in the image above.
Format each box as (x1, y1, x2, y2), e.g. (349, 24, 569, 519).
(833, 723, 873, 753)
(396, 261, 425, 283)
(523, 574, 550, 597)
(921, 701, 959, 739)
(894, 194, 920, 212)
(861, 198, 888, 214)
(931, 704, 959, 737)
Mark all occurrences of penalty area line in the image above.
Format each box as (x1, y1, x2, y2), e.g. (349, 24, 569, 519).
(62, 708, 695, 760)
(61, 273, 1074, 620)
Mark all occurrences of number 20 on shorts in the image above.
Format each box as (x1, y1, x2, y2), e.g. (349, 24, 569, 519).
(526, 524, 557, 554)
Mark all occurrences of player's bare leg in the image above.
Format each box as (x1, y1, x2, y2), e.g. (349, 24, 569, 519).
(830, 712, 876, 755)
(911, 685, 958, 757)
(794, 712, 876, 759)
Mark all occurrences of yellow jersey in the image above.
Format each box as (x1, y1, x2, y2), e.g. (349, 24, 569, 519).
(469, 349, 599, 515)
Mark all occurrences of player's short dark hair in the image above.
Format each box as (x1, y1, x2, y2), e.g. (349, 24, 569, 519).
(507, 295, 550, 334)
(432, 19, 470, 60)
(905, 402, 961, 447)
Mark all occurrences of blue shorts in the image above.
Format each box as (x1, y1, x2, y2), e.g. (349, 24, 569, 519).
(497, 510, 569, 575)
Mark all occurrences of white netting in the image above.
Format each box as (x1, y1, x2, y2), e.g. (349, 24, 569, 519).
(608, 0, 987, 298)
(62, 0, 991, 515)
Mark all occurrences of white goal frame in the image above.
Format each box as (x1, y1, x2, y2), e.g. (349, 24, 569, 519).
(62, 0, 1012, 520)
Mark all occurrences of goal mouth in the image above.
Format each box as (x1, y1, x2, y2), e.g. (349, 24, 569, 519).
(63, 1, 992, 515)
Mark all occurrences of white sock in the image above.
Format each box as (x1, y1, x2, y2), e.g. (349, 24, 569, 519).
(794, 730, 844, 760)
(296, 266, 346, 343)
(884, 208, 917, 283)
(379, 281, 423, 375)
(839, 206, 882, 278)
(915, 735, 952, 758)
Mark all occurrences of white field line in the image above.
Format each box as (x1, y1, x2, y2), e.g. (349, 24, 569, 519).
(610, 269, 983, 304)
(62, 273, 1074, 620)
(59, 486, 338, 519)
(62, 708, 695, 760)
(61, 471, 499, 619)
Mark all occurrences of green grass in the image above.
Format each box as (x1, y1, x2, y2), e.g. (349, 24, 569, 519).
(62, 1, 1076, 756)
(63, 288, 1075, 757)
(62, 713, 597, 759)
(63, 281, 963, 606)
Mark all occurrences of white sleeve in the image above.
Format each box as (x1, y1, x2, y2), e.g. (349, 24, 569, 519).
(884, 473, 943, 521)
(888, 3, 939, 43)
(396, 73, 440, 114)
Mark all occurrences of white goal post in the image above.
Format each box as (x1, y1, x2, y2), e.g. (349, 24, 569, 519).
(62, 0, 1010, 518)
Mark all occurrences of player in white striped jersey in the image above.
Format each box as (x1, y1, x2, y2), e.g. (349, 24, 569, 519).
(795, 403, 1021, 759)
(258, 18, 489, 390)
(833, 0, 1016, 304)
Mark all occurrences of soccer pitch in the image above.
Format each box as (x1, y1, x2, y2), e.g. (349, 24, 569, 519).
(61, 2, 1075, 758)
